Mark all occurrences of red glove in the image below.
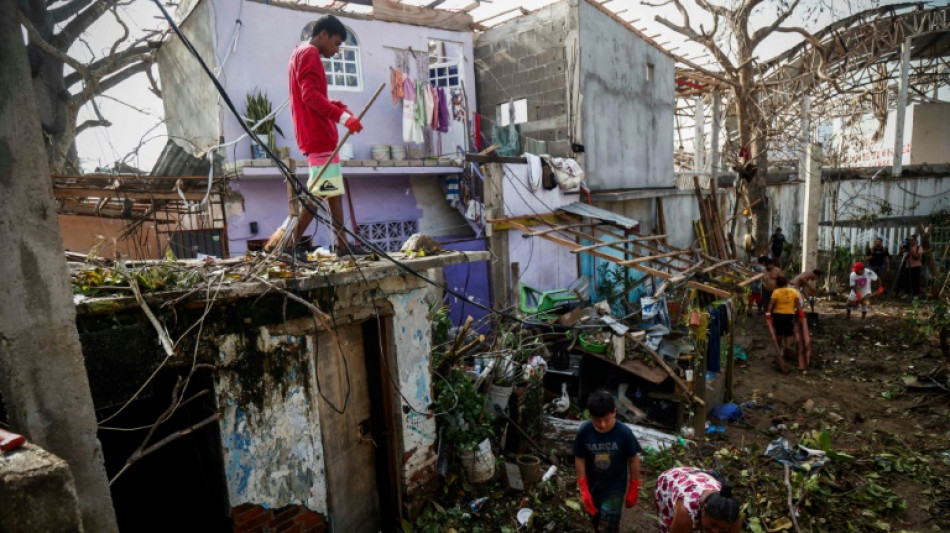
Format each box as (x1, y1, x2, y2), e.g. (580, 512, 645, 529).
(625, 478, 641, 508)
(765, 312, 772, 322)
(578, 477, 597, 515)
(855, 293, 862, 302)
(343, 115, 363, 134)
(797, 310, 805, 320)
(876, 286, 884, 295)
(0, 429, 26, 452)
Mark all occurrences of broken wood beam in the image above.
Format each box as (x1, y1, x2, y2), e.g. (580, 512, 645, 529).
(505, 220, 729, 297)
(738, 272, 765, 287)
(622, 250, 688, 265)
(630, 335, 705, 407)
(701, 260, 736, 274)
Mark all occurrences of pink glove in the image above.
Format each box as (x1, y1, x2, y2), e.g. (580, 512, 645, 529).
(578, 477, 597, 515)
(624, 478, 640, 508)
(344, 115, 363, 134)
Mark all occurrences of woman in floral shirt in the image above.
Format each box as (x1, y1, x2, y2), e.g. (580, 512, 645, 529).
(655, 467, 741, 533)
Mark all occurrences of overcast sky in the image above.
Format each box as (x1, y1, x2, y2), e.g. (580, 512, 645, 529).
(71, 0, 926, 173)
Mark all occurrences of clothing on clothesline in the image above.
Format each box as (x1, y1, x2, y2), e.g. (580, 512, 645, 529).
(414, 80, 426, 129)
(402, 77, 423, 143)
(390, 68, 404, 105)
(445, 176, 460, 203)
(437, 87, 450, 133)
(523, 153, 542, 192)
(451, 88, 465, 122)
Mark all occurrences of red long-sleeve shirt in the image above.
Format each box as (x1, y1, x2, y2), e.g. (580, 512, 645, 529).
(288, 43, 344, 155)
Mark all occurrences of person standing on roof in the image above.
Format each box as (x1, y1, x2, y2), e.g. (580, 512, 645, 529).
(264, 15, 364, 257)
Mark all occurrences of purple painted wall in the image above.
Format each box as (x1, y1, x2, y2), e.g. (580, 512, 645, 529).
(212, 2, 476, 162)
(500, 163, 580, 294)
(439, 237, 490, 329)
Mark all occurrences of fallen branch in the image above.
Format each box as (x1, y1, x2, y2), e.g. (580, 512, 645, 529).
(110, 412, 220, 485)
(129, 276, 175, 357)
(784, 464, 802, 533)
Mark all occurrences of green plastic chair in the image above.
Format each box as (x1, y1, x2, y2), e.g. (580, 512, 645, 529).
(519, 276, 590, 318)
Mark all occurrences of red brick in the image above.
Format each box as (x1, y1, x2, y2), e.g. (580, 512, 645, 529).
(272, 506, 301, 523)
(233, 503, 257, 515)
(294, 512, 324, 527)
(275, 521, 301, 533)
(236, 511, 271, 532)
(304, 522, 327, 533)
(234, 506, 266, 526)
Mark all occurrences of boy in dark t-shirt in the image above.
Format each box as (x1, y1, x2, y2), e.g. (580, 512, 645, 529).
(573, 390, 643, 532)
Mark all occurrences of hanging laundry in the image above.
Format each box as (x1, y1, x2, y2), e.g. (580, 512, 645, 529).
(414, 80, 426, 130)
(451, 88, 465, 122)
(437, 87, 450, 133)
(390, 68, 404, 105)
(473, 113, 482, 149)
(445, 176, 460, 204)
(402, 76, 423, 143)
(538, 155, 585, 190)
(523, 153, 542, 192)
(422, 83, 436, 130)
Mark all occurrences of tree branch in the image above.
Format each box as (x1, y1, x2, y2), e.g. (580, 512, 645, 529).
(54, 0, 120, 49)
(76, 119, 112, 135)
(656, 14, 737, 73)
(65, 42, 160, 88)
(49, 0, 95, 23)
(146, 65, 162, 98)
(17, 10, 88, 75)
(108, 7, 130, 60)
(751, 0, 804, 47)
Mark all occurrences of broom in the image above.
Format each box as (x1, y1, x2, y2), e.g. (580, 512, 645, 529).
(265, 82, 386, 256)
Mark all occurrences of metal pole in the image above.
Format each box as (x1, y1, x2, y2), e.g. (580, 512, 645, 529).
(711, 89, 720, 179)
(892, 38, 911, 177)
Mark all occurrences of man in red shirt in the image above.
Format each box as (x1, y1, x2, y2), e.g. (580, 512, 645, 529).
(265, 15, 363, 256)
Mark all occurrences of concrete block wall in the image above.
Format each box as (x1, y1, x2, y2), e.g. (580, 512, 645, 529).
(232, 503, 327, 533)
(0, 444, 83, 532)
(474, 0, 577, 156)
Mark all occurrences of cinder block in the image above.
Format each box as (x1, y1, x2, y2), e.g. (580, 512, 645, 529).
(0, 444, 82, 533)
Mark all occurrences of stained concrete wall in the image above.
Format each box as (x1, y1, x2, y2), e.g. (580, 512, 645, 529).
(578, 1, 674, 190)
(156, 0, 220, 152)
(0, 445, 83, 532)
(474, 1, 575, 156)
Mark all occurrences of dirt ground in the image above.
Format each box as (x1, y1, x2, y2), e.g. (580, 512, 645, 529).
(417, 296, 950, 532)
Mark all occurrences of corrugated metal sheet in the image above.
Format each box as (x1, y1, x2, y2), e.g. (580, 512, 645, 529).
(149, 139, 222, 177)
(557, 202, 640, 230)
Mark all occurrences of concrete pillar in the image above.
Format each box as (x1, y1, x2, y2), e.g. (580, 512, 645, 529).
(892, 38, 911, 177)
(484, 163, 510, 308)
(0, 444, 83, 532)
(694, 96, 705, 173)
(0, 5, 118, 531)
(798, 96, 811, 182)
(711, 90, 720, 178)
(802, 143, 823, 272)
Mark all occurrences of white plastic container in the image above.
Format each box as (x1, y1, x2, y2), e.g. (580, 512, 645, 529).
(390, 144, 407, 161)
(371, 145, 390, 161)
(339, 143, 354, 161)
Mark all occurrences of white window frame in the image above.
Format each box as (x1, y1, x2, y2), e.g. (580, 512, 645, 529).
(428, 60, 462, 89)
(322, 27, 363, 92)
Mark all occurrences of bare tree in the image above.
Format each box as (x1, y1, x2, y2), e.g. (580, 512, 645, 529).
(17, 0, 165, 173)
(646, 0, 828, 252)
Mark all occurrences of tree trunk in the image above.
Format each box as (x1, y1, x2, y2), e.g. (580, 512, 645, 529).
(0, 4, 119, 532)
(22, 1, 80, 173)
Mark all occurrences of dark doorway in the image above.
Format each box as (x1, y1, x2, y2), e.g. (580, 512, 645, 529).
(98, 368, 231, 532)
(362, 317, 403, 527)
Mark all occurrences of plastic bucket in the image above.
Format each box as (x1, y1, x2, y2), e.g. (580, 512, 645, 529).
(458, 439, 495, 483)
(371, 145, 391, 161)
(486, 384, 513, 414)
(517, 454, 542, 486)
(641, 297, 659, 318)
(390, 145, 407, 161)
(339, 143, 354, 161)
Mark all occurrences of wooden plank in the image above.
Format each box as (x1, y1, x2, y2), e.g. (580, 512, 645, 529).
(507, 220, 729, 297)
(571, 236, 643, 254)
(53, 188, 210, 201)
(587, 350, 669, 384)
(372, 0, 473, 31)
(622, 250, 688, 265)
(465, 154, 528, 164)
(738, 272, 765, 287)
(698, 252, 755, 275)
(558, 226, 689, 272)
(691, 176, 711, 251)
(701, 260, 736, 274)
(630, 335, 705, 407)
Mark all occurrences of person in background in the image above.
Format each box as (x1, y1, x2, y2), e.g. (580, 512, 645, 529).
(264, 15, 364, 258)
(761, 257, 783, 313)
(655, 467, 742, 533)
(848, 261, 880, 319)
(865, 237, 890, 280)
(766, 276, 805, 369)
(748, 256, 767, 314)
(904, 235, 923, 298)
(789, 269, 823, 300)
(573, 390, 642, 533)
(768, 228, 787, 264)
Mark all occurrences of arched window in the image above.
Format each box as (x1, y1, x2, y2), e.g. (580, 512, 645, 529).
(300, 23, 362, 91)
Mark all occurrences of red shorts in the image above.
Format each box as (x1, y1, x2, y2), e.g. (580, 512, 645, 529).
(749, 292, 762, 306)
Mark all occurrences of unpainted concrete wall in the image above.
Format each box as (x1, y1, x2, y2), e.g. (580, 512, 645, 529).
(578, 0, 674, 190)
(156, 0, 220, 152)
(474, 1, 575, 156)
